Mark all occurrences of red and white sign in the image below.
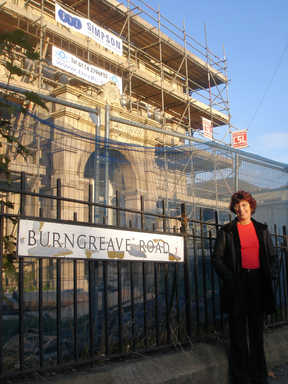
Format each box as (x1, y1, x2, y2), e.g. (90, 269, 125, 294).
(201, 117, 213, 139)
(231, 130, 248, 149)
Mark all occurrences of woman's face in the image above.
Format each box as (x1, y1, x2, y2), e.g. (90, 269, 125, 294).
(234, 199, 252, 224)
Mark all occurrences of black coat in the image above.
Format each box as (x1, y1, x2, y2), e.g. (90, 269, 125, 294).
(212, 218, 276, 315)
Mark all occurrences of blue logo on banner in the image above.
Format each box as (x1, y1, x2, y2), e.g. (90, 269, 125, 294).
(58, 9, 82, 30)
(57, 50, 66, 60)
(111, 75, 119, 87)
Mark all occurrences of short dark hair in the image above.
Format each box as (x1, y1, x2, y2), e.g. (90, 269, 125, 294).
(229, 190, 257, 214)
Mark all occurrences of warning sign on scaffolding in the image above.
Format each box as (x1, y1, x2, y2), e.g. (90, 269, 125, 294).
(201, 117, 213, 140)
(231, 130, 248, 149)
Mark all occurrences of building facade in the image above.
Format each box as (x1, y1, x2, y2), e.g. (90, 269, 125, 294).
(0, 0, 287, 229)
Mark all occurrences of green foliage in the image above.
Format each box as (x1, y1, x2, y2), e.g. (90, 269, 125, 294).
(24, 91, 48, 111)
(0, 30, 47, 273)
(0, 30, 40, 59)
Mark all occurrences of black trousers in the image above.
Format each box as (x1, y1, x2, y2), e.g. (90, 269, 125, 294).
(229, 269, 268, 384)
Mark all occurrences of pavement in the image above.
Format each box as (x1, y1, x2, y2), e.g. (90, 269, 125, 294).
(269, 363, 288, 383)
(266, 325, 288, 384)
(5, 324, 288, 384)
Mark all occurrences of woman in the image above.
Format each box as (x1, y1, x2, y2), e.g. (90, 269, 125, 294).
(212, 190, 276, 384)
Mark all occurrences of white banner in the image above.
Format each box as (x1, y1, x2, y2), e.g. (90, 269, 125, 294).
(201, 117, 213, 140)
(18, 220, 184, 263)
(52, 46, 122, 93)
(55, 3, 123, 56)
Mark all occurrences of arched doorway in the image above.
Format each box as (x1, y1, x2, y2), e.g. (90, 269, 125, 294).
(84, 148, 136, 225)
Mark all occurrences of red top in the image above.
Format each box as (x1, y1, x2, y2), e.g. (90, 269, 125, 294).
(237, 221, 260, 269)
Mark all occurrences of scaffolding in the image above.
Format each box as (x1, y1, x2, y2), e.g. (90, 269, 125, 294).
(0, 0, 229, 134)
(1, 0, 286, 229)
(1, 85, 287, 231)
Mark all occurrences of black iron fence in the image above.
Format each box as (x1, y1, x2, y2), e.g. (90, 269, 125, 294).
(0, 173, 287, 380)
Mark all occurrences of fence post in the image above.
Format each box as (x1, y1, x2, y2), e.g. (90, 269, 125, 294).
(94, 106, 101, 224)
(209, 230, 217, 328)
(140, 195, 144, 231)
(56, 178, 61, 220)
(88, 260, 95, 363)
(274, 224, 282, 322)
(283, 226, 288, 321)
(104, 104, 110, 223)
(56, 258, 62, 364)
(214, 210, 224, 329)
(0, 202, 4, 375)
(18, 257, 24, 371)
(73, 259, 78, 361)
(192, 227, 200, 333)
(181, 203, 192, 339)
(20, 172, 26, 216)
(199, 208, 208, 330)
(88, 184, 93, 224)
(116, 190, 120, 227)
(117, 261, 123, 353)
(39, 257, 43, 367)
(162, 199, 167, 232)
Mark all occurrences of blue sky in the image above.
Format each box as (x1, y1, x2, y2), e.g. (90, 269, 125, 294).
(147, 0, 288, 164)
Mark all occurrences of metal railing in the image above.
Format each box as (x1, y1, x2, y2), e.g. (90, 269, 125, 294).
(0, 173, 287, 380)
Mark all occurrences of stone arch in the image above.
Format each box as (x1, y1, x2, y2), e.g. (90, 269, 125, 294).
(84, 148, 138, 224)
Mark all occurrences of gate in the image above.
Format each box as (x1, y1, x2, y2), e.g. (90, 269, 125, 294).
(0, 173, 287, 380)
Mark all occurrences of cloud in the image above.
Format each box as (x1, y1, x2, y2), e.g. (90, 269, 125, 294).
(247, 132, 288, 164)
(254, 132, 288, 150)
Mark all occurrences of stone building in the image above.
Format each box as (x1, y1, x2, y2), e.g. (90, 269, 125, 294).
(0, 0, 287, 229)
